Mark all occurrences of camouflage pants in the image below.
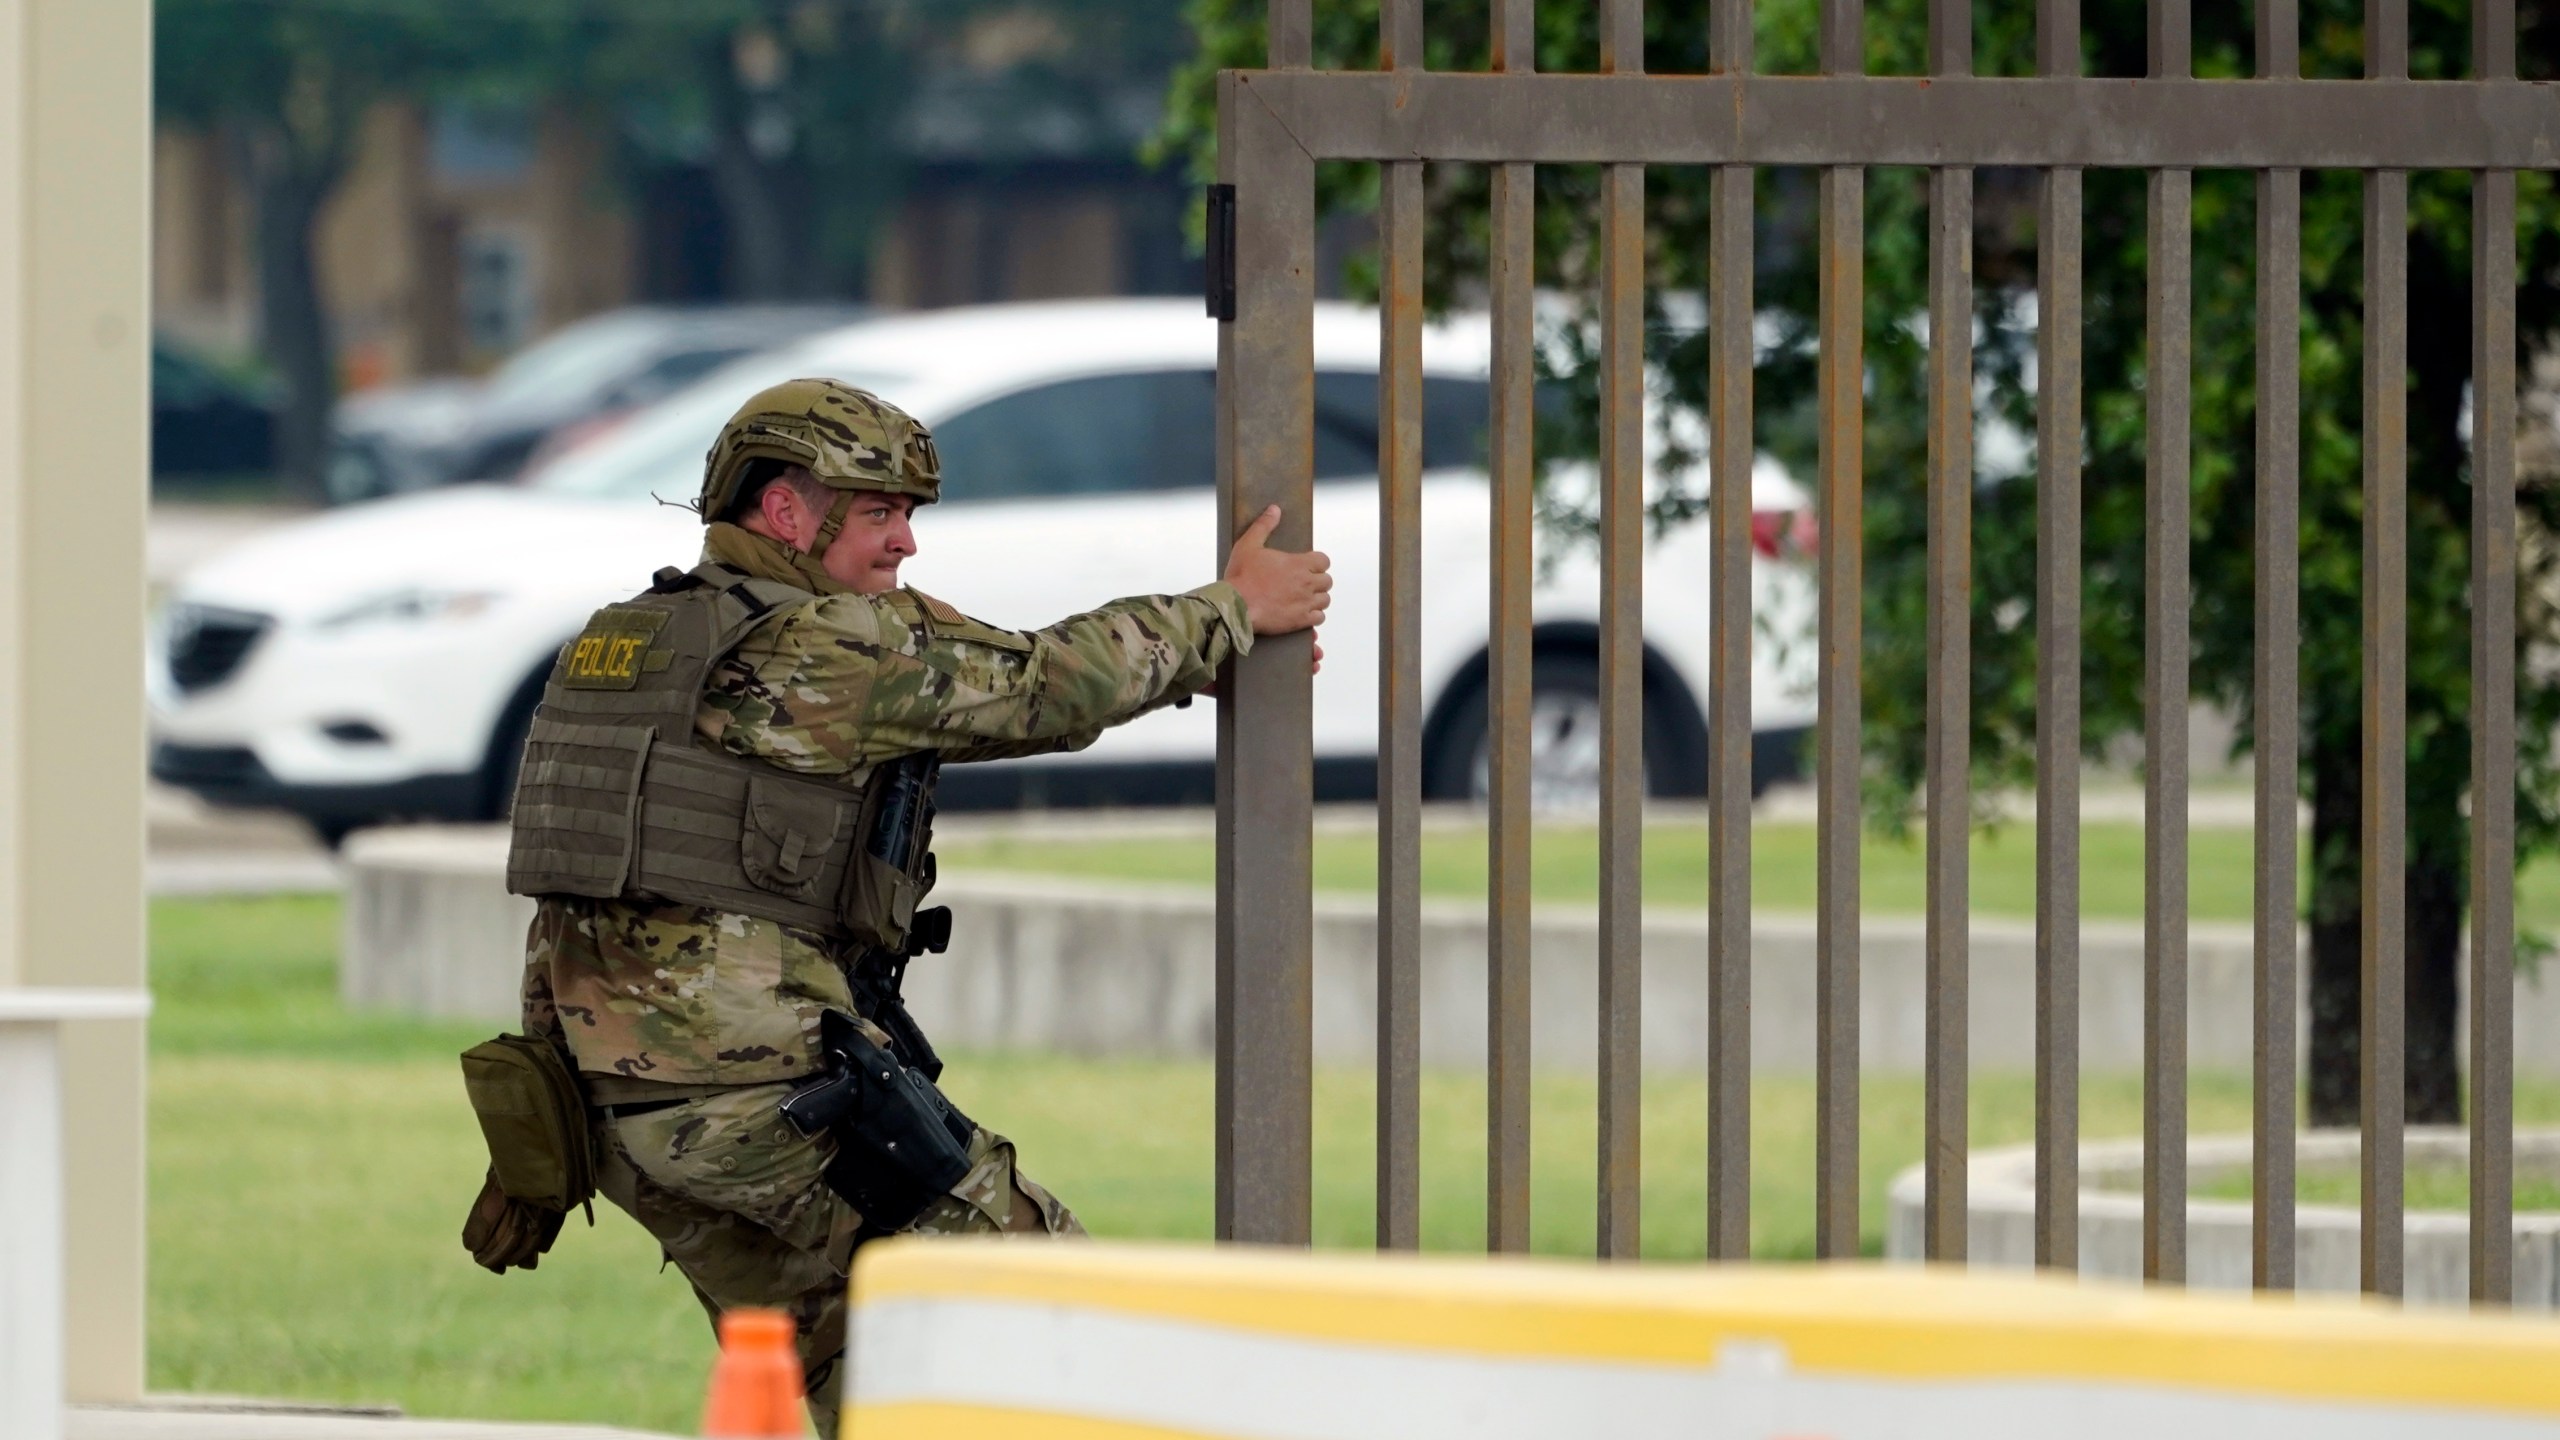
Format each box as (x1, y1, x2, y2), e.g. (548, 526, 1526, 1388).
(594, 1084, 1081, 1439)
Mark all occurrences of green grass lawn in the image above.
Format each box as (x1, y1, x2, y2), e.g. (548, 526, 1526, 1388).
(943, 818, 2560, 929)
(147, 893, 2560, 1431)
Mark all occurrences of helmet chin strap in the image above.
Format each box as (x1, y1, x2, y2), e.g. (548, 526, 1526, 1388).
(807, 489, 854, 556)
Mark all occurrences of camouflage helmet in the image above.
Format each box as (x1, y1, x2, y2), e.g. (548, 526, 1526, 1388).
(698, 377, 940, 522)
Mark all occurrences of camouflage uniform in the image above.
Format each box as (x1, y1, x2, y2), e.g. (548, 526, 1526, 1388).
(520, 437, 1252, 1434)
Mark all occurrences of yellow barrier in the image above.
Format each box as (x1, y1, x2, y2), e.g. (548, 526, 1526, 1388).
(846, 1241, 2560, 1439)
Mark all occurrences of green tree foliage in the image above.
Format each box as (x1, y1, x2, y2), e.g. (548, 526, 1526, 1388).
(1164, 0, 2560, 1121)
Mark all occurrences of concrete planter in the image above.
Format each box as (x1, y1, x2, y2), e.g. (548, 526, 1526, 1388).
(1885, 1128, 2560, 1307)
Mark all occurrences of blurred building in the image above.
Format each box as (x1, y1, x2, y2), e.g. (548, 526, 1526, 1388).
(153, 67, 1198, 389)
(156, 104, 634, 387)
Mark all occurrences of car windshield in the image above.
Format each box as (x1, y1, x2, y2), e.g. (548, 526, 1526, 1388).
(530, 361, 910, 501)
(480, 314, 669, 408)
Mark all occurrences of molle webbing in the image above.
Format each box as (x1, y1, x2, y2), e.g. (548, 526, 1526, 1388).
(504, 564, 876, 933)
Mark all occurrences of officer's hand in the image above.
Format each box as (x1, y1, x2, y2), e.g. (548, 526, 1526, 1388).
(1224, 504, 1332, 636)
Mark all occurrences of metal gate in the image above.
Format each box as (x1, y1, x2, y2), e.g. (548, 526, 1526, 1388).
(1210, 0, 2548, 1303)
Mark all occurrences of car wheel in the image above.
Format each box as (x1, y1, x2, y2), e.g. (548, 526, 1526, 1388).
(1422, 649, 1718, 809)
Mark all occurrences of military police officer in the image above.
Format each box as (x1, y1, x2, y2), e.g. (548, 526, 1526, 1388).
(500, 378, 1329, 1435)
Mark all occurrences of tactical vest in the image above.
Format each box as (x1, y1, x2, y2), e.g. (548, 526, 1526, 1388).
(505, 563, 933, 951)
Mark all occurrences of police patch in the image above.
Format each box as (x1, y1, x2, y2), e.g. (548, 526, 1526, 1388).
(561, 607, 672, 690)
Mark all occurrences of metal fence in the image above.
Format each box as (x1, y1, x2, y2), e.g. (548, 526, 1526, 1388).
(1210, 0, 2545, 1303)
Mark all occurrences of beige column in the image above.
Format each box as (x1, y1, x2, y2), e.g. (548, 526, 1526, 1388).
(0, 0, 153, 1403)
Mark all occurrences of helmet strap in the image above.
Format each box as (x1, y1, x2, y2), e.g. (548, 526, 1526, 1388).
(808, 489, 854, 556)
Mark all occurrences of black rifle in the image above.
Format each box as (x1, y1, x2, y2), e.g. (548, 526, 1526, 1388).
(851, 750, 951, 1078)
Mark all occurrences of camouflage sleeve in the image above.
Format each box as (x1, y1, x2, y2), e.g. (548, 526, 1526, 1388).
(717, 581, 1252, 772)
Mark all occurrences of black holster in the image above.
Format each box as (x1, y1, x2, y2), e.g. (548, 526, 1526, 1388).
(779, 1010, 974, 1231)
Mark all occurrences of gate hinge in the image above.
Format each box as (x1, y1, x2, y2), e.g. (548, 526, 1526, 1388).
(1205, 184, 1237, 322)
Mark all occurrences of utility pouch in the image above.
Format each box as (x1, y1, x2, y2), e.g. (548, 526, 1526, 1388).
(459, 1033, 596, 1213)
(740, 775, 850, 902)
(837, 753, 939, 952)
(784, 1013, 974, 1231)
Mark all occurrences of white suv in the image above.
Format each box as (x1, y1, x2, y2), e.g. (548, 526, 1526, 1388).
(150, 298, 1816, 841)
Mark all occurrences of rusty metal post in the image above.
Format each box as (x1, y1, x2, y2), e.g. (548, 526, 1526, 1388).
(1921, 0, 1974, 1265)
(1213, 67, 1317, 1247)
(1595, 0, 1647, 1263)
(2142, 0, 2193, 1287)
(2469, 0, 2520, 1311)
(2033, 0, 2083, 1276)
(1813, 0, 1866, 1264)
(1484, 0, 1538, 1256)
(2361, 0, 2410, 1300)
(1706, 0, 1757, 1264)
(1373, 0, 1427, 1258)
(2252, 0, 2302, 1295)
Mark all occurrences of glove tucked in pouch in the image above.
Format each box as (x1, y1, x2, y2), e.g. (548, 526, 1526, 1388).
(458, 1033, 596, 1273)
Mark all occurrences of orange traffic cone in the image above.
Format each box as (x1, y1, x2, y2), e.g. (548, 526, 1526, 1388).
(701, 1308, 804, 1438)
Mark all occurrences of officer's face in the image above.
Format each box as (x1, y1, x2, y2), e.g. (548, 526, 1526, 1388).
(818, 491, 918, 594)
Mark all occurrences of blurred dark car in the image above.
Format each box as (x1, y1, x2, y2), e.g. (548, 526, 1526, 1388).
(325, 303, 868, 504)
(153, 339, 278, 478)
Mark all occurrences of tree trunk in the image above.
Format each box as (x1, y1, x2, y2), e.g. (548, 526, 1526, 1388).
(709, 141, 805, 301)
(705, 39, 809, 301)
(231, 121, 339, 504)
(2302, 730, 2463, 1127)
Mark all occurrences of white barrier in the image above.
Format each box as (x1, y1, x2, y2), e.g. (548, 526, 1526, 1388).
(0, 990, 151, 1440)
(847, 1241, 2560, 1439)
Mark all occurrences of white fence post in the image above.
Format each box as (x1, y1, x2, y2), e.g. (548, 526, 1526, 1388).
(0, 990, 150, 1440)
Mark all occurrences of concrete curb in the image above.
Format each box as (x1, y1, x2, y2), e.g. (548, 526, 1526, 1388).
(1884, 1129, 2560, 1309)
(343, 825, 2560, 1074)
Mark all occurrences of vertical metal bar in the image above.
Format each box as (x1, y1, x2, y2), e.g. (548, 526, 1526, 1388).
(2032, 0, 2082, 1279)
(1928, 0, 1970, 74)
(1813, 0, 1865, 1265)
(1601, 0, 1642, 74)
(2140, 0, 2194, 1290)
(2360, 0, 2408, 1301)
(2144, 161, 2193, 1286)
(1705, 0, 1756, 1265)
(1213, 74, 1317, 1246)
(2469, 0, 2517, 1299)
(1485, 0, 1536, 1256)
(1269, 0, 1312, 67)
(1382, 0, 1423, 70)
(2366, 0, 2408, 78)
(2252, 0, 2301, 1297)
(2360, 203, 2410, 1299)
(1706, 172, 1755, 1263)
(1595, 0, 1645, 1265)
(2259, 0, 2298, 76)
(1374, 0, 1425, 1248)
(1921, 0, 1973, 1266)
(1493, 0, 1534, 74)
(2148, 0, 2190, 75)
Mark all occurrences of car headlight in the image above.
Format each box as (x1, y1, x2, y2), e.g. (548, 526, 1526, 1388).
(314, 588, 502, 631)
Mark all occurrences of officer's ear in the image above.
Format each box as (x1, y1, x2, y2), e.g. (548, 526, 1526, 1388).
(754, 476, 806, 542)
